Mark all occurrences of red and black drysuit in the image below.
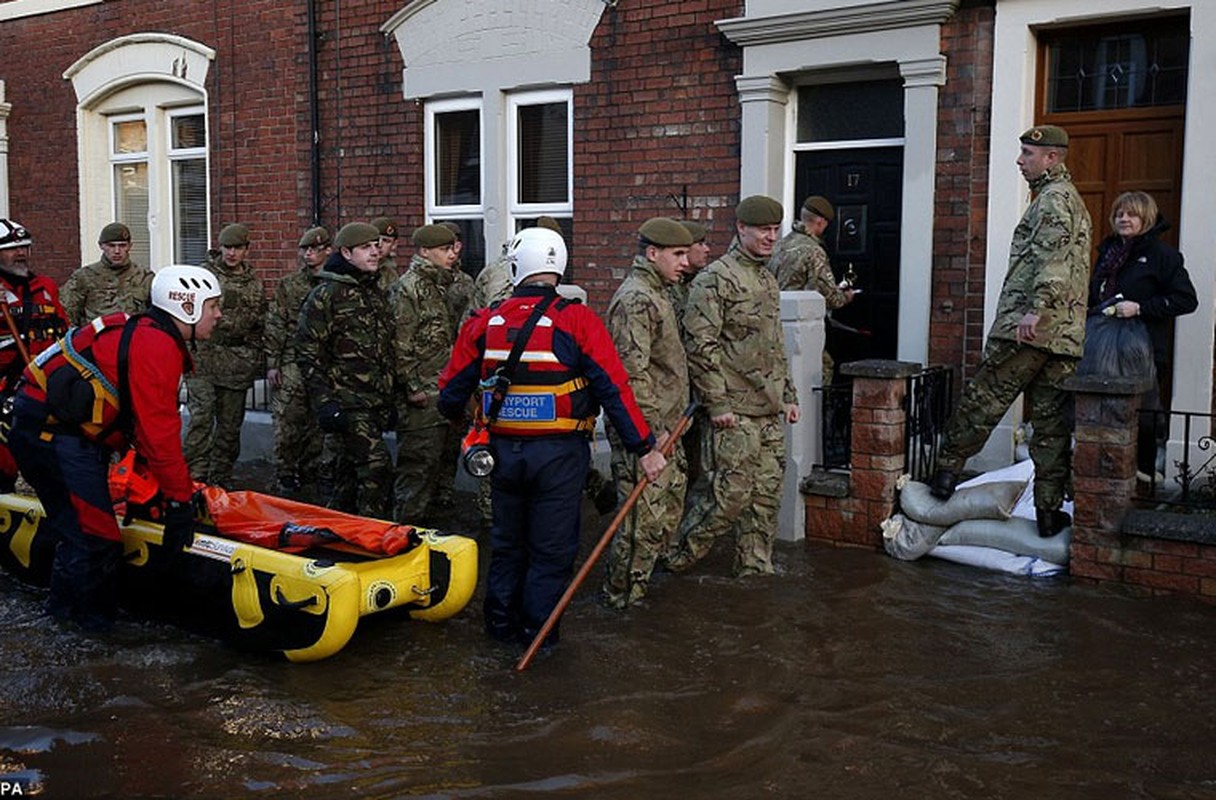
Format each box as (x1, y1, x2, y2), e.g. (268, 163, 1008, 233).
(0, 270, 68, 488)
(438, 283, 655, 646)
(9, 309, 194, 630)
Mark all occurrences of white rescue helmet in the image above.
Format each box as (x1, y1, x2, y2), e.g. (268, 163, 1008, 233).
(508, 227, 567, 286)
(152, 265, 222, 325)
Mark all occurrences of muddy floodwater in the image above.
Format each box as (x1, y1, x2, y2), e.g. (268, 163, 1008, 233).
(2, 472, 1215, 799)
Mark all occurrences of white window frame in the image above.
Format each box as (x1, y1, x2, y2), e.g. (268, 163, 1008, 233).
(507, 88, 573, 228)
(425, 96, 484, 223)
(165, 106, 210, 265)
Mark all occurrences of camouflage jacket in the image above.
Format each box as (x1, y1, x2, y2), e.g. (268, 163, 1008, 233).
(389, 254, 458, 427)
(377, 256, 401, 294)
(448, 266, 475, 324)
(990, 165, 1093, 357)
(684, 242, 797, 417)
(606, 255, 690, 437)
(194, 254, 267, 388)
(667, 280, 691, 330)
(768, 223, 849, 309)
(470, 255, 513, 313)
(265, 265, 318, 371)
(59, 257, 154, 326)
(296, 262, 394, 413)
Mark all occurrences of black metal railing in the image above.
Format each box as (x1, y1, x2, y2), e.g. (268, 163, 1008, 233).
(815, 376, 854, 471)
(904, 366, 955, 483)
(812, 365, 954, 478)
(1135, 409, 1216, 510)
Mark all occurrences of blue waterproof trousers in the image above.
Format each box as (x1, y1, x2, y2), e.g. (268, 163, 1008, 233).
(485, 435, 589, 646)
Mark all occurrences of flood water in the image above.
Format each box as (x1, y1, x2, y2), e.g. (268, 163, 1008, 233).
(2, 469, 1215, 799)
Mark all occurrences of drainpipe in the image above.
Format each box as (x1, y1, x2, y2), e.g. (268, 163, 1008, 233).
(307, 0, 322, 225)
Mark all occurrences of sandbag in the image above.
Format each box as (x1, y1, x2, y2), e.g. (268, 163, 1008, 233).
(939, 517, 1070, 564)
(881, 514, 947, 561)
(899, 480, 1027, 527)
(1076, 314, 1156, 381)
(927, 545, 1067, 577)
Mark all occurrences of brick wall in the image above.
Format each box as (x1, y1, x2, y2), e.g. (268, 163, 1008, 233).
(929, 0, 995, 380)
(576, 0, 743, 309)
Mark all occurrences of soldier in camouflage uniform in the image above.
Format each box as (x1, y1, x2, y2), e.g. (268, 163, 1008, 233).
(296, 222, 395, 518)
(265, 226, 330, 495)
(671, 219, 713, 523)
(666, 196, 801, 577)
(439, 222, 476, 323)
(372, 217, 402, 293)
(602, 218, 693, 608)
(184, 224, 267, 486)
(389, 223, 461, 523)
(929, 125, 1092, 539)
(767, 195, 856, 384)
(59, 222, 154, 326)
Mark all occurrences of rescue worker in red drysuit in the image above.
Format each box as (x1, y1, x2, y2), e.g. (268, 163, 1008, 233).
(0, 219, 68, 492)
(438, 227, 666, 647)
(8, 265, 222, 631)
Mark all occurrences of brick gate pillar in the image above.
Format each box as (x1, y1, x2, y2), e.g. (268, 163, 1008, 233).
(804, 359, 921, 548)
(1064, 373, 1151, 581)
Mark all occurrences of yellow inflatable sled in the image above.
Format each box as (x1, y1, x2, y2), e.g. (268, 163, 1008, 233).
(0, 489, 478, 662)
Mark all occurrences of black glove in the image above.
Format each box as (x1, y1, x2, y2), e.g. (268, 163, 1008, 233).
(161, 499, 195, 558)
(316, 400, 347, 434)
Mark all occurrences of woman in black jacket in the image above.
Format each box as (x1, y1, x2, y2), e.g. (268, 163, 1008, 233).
(1089, 190, 1198, 481)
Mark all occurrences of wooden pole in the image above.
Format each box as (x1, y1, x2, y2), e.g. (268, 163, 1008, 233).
(515, 403, 696, 672)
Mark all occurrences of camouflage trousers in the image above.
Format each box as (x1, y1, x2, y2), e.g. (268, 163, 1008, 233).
(183, 378, 249, 486)
(669, 413, 786, 576)
(679, 410, 711, 523)
(334, 410, 392, 520)
(317, 433, 356, 512)
(938, 337, 1077, 511)
(270, 363, 321, 486)
(602, 443, 688, 608)
(394, 424, 458, 524)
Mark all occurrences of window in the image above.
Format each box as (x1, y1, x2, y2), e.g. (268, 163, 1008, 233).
(796, 80, 904, 143)
(169, 110, 208, 265)
(110, 115, 150, 268)
(425, 90, 575, 276)
(426, 98, 486, 272)
(66, 33, 214, 270)
(509, 89, 572, 252)
(1044, 19, 1189, 113)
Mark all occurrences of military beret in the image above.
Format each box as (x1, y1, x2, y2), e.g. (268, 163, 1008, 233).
(371, 217, 399, 238)
(735, 195, 783, 226)
(334, 222, 380, 250)
(537, 215, 563, 234)
(98, 222, 131, 244)
(678, 219, 707, 243)
(438, 221, 463, 241)
(639, 217, 693, 248)
(802, 195, 835, 221)
(1020, 125, 1069, 148)
(412, 223, 456, 248)
(298, 226, 331, 248)
(0, 219, 31, 250)
(218, 223, 250, 247)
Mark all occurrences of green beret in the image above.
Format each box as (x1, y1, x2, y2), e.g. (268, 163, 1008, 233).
(412, 224, 456, 248)
(802, 195, 835, 221)
(98, 222, 131, 244)
(735, 195, 783, 226)
(218, 223, 250, 247)
(334, 222, 380, 250)
(298, 226, 331, 248)
(371, 217, 399, 238)
(678, 219, 707, 243)
(537, 216, 563, 234)
(639, 217, 693, 248)
(438, 221, 463, 240)
(1019, 125, 1069, 148)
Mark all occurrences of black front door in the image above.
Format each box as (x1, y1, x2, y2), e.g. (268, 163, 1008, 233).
(794, 147, 902, 365)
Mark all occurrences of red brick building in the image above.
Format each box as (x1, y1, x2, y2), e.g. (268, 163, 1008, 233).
(0, 0, 1210, 456)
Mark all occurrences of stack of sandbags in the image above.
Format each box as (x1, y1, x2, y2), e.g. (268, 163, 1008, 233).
(883, 469, 1070, 572)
